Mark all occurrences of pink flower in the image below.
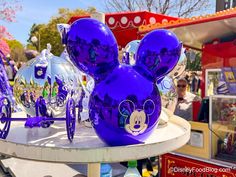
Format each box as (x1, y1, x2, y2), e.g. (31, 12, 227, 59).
(0, 0, 22, 22)
(0, 0, 21, 40)
(0, 39, 10, 55)
(0, 26, 13, 40)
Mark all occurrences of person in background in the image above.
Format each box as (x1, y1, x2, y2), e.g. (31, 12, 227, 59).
(190, 72, 199, 94)
(184, 73, 190, 91)
(9, 60, 18, 80)
(197, 73, 201, 94)
(174, 78, 201, 121)
(17, 62, 23, 70)
(5, 62, 14, 81)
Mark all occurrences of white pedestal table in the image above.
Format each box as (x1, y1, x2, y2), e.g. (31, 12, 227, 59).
(0, 109, 190, 177)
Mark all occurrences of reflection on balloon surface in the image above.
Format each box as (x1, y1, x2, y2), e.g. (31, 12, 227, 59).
(157, 76, 177, 113)
(14, 52, 82, 117)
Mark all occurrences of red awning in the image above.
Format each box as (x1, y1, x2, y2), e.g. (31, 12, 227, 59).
(68, 11, 179, 48)
(139, 8, 236, 50)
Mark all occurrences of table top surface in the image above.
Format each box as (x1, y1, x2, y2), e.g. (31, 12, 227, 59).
(0, 109, 190, 163)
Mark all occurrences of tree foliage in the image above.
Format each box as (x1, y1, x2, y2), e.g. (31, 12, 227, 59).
(186, 51, 201, 71)
(104, 0, 212, 17)
(27, 7, 96, 56)
(6, 39, 27, 62)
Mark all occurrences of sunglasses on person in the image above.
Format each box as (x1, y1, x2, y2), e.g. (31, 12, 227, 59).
(177, 84, 186, 88)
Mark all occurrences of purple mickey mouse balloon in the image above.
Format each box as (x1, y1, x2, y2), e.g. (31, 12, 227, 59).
(65, 18, 181, 146)
(66, 18, 119, 82)
(89, 65, 161, 145)
(135, 29, 182, 82)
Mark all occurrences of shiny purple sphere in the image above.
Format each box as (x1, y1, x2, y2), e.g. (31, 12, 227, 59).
(89, 65, 161, 146)
(65, 18, 181, 146)
(135, 29, 182, 82)
(66, 18, 119, 82)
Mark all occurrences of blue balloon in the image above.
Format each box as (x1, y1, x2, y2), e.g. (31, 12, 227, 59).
(66, 18, 119, 82)
(135, 29, 182, 82)
(89, 65, 161, 146)
(65, 19, 181, 146)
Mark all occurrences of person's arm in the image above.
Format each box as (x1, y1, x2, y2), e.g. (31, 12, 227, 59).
(14, 65, 18, 72)
(194, 78, 198, 93)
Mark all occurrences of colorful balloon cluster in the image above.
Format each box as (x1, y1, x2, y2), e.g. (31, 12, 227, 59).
(65, 18, 181, 146)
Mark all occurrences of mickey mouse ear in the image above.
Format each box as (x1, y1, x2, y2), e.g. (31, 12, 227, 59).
(143, 99, 155, 115)
(66, 18, 119, 82)
(118, 100, 135, 117)
(134, 29, 182, 82)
